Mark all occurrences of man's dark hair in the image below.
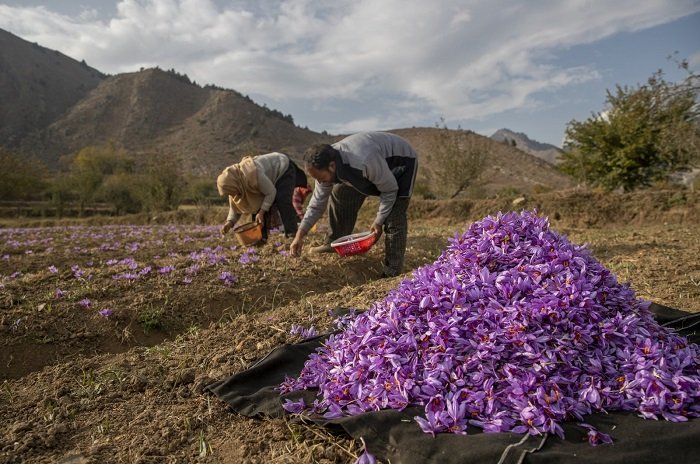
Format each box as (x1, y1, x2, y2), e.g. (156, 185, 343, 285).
(304, 144, 339, 169)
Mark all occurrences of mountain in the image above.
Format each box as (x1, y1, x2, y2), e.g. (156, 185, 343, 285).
(1, 27, 573, 193)
(490, 128, 564, 164)
(0, 28, 327, 173)
(0, 28, 105, 152)
(43, 68, 327, 174)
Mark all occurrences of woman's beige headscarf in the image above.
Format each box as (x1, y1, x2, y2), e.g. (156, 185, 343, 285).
(216, 157, 265, 214)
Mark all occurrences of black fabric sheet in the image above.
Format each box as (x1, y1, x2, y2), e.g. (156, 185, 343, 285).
(206, 303, 700, 463)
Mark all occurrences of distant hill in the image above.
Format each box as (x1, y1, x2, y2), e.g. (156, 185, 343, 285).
(43, 68, 327, 174)
(0, 28, 105, 153)
(0, 27, 573, 194)
(490, 128, 563, 164)
(392, 127, 573, 196)
(0, 28, 327, 173)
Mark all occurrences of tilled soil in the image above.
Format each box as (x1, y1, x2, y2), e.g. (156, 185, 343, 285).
(1, 195, 699, 463)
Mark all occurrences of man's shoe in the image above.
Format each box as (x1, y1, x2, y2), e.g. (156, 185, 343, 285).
(379, 270, 400, 279)
(309, 244, 335, 254)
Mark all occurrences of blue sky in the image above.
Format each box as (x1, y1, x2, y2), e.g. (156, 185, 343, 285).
(1, 0, 698, 147)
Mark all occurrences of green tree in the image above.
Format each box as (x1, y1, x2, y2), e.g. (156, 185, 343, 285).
(49, 174, 76, 219)
(561, 63, 699, 191)
(99, 174, 142, 214)
(0, 148, 48, 200)
(134, 151, 184, 212)
(185, 177, 219, 206)
(69, 142, 133, 215)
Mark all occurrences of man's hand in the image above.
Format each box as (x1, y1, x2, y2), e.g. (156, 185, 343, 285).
(370, 222, 383, 240)
(220, 220, 235, 236)
(290, 230, 306, 257)
(255, 211, 265, 225)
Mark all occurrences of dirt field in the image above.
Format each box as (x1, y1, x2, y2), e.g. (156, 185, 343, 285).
(1, 190, 698, 463)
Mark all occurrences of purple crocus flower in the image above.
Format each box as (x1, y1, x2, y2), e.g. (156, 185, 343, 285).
(71, 265, 84, 278)
(356, 449, 377, 464)
(98, 308, 113, 318)
(238, 251, 258, 265)
(282, 398, 306, 414)
(218, 271, 238, 287)
(112, 272, 138, 281)
(578, 423, 613, 446)
(158, 265, 175, 275)
(278, 211, 700, 445)
(290, 324, 318, 339)
(48, 265, 58, 273)
(54, 288, 65, 299)
(79, 298, 92, 308)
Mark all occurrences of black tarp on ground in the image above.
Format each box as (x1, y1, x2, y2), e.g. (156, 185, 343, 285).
(206, 303, 700, 463)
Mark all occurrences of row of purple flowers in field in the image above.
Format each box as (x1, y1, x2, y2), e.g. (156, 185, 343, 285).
(0, 224, 290, 319)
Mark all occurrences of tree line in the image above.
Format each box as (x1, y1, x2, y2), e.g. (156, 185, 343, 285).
(0, 143, 219, 218)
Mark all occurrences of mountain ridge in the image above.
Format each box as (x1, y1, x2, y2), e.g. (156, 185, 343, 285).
(1, 27, 572, 193)
(490, 128, 564, 164)
(0, 28, 105, 152)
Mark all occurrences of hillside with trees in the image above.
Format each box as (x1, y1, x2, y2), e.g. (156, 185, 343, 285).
(0, 27, 578, 219)
(44, 68, 327, 175)
(4, 27, 698, 220)
(393, 127, 573, 198)
(0, 28, 327, 173)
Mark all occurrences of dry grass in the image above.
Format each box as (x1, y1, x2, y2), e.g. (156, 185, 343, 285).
(1, 192, 699, 463)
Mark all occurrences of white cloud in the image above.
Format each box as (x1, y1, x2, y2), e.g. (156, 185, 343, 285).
(689, 50, 700, 69)
(1, 0, 698, 138)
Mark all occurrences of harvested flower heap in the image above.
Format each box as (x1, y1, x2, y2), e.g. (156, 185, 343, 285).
(280, 211, 700, 443)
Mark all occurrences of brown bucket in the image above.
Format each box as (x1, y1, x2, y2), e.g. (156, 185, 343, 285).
(233, 222, 263, 246)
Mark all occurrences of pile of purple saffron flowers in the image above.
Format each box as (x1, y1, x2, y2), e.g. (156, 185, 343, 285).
(280, 211, 700, 442)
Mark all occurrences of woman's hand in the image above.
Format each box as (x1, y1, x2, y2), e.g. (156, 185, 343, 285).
(220, 220, 235, 236)
(255, 211, 265, 225)
(370, 222, 383, 240)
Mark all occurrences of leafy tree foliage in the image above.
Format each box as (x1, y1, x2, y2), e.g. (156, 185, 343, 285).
(0, 148, 48, 200)
(132, 151, 184, 212)
(49, 173, 77, 218)
(67, 143, 184, 215)
(99, 173, 143, 215)
(70, 142, 133, 214)
(185, 177, 219, 206)
(561, 62, 699, 191)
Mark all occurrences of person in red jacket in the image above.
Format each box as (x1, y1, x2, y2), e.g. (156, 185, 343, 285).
(292, 185, 312, 221)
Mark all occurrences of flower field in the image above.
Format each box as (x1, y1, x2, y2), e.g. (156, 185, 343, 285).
(0, 222, 407, 381)
(1, 193, 699, 463)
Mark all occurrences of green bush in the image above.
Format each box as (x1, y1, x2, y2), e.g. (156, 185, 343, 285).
(561, 63, 699, 191)
(98, 174, 142, 214)
(0, 148, 48, 200)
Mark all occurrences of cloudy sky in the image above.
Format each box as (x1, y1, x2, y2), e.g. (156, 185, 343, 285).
(1, 0, 699, 146)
